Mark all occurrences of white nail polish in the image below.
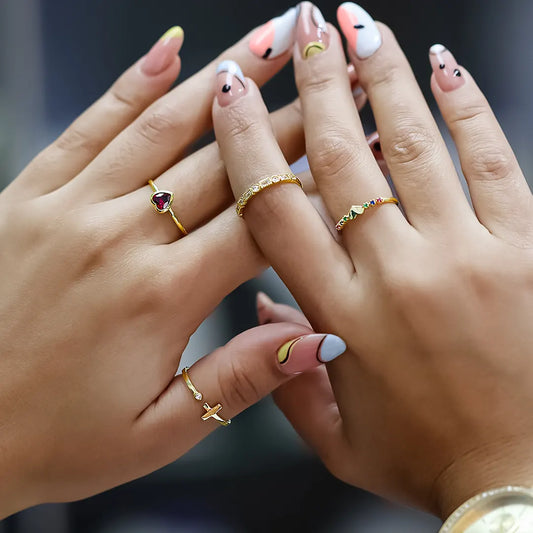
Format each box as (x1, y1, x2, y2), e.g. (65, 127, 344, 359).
(337, 2, 382, 59)
(216, 60, 245, 86)
(249, 5, 300, 59)
(318, 334, 347, 362)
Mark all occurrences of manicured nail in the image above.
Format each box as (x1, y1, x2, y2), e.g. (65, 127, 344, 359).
(277, 334, 346, 375)
(141, 26, 184, 76)
(249, 6, 300, 60)
(367, 131, 389, 176)
(429, 44, 466, 92)
(215, 60, 248, 107)
(297, 2, 329, 59)
(256, 292, 274, 325)
(337, 2, 381, 59)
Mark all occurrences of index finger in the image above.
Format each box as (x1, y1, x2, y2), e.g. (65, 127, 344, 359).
(211, 61, 353, 327)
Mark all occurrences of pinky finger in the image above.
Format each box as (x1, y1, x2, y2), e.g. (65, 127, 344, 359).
(429, 44, 532, 242)
(9, 27, 184, 197)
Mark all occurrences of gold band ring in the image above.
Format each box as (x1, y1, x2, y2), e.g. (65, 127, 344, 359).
(182, 367, 231, 427)
(148, 180, 188, 236)
(335, 197, 399, 231)
(236, 173, 302, 217)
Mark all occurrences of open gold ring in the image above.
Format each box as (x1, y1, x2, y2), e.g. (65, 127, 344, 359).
(182, 367, 231, 427)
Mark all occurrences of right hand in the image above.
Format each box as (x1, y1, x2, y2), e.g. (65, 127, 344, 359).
(212, 2, 533, 519)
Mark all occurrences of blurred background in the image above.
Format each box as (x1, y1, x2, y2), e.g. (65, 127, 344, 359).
(0, 0, 531, 531)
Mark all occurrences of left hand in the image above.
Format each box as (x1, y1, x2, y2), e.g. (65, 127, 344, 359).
(211, 2, 533, 518)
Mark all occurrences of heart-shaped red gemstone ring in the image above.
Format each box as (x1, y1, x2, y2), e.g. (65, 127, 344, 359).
(148, 179, 188, 236)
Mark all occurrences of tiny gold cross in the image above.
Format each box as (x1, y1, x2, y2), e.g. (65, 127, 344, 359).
(201, 402, 231, 426)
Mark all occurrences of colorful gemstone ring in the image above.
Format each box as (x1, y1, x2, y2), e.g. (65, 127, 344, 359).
(182, 367, 231, 427)
(335, 197, 399, 231)
(148, 179, 187, 236)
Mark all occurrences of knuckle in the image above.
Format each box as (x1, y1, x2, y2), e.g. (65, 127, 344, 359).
(135, 107, 176, 145)
(365, 61, 402, 93)
(54, 126, 101, 155)
(299, 71, 339, 97)
(310, 132, 361, 179)
(218, 356, 262, 409)
(223, 104, 263, 142)
(106, 86, 139, 114)
(466, 145, 515, 183)
(386, 124, 440, 171)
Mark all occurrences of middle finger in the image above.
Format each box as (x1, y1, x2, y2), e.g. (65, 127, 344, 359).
(68, 15, 297, 203)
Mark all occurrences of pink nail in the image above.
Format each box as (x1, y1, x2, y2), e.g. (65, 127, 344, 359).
(141, 26, 184, 77)
(215, 60, 248, 107)
(277, 334, 346, 375)
(296, 2, 329, 59)
(429, 44, 466, 92)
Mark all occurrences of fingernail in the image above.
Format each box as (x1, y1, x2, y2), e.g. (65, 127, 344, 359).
(215, 60, 248, 107)
(277, 334, 346, 375)
(256, 292, 274, 325)
(367, 131, 389, 176)
(249, 6, 300, 60)
(297, 2, 329, 59)
(141, 26, 184, 76)
(429, 44, 466, 92)
(337, 2, 382, 59)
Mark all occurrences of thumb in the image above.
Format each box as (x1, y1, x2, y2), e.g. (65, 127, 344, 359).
(136, 321, 346, 470)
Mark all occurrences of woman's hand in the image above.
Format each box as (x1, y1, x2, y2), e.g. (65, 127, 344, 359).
(212, 1, 533, 519)
(0, 17, 352, 518)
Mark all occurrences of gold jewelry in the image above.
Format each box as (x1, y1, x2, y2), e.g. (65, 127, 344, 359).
(236, 173, 302, 217)
(181, 367, 231, 427)
(335, 196, 399, 231)
(148, 179, 188, 236)
(439, 486, 533, 532)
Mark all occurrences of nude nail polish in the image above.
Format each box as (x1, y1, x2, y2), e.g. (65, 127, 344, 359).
(249, 6, 300, 60)
(429, 44, 466, 92)
(277, 334, 346, 375)
(337, 2, 382, 59)
(141, 26, 184, 76)
(297, 2, 329, 59)
(215, 60, 248, 107)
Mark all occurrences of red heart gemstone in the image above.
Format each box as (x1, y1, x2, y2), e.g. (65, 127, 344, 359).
(152, 191, 172, 212)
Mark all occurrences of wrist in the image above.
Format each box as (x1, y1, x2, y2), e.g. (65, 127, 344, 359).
(433, 442, 533, 521)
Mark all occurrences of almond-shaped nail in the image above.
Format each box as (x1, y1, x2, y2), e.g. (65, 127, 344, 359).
(429, 44, 466, 92)
(249, 6, 300, 60)
(297, 2, 329, 59)
(337, 2, 381, 59)
(277, 334, 346, 375)
(141, 26, 184, 76)
(215, 60, 248, 107)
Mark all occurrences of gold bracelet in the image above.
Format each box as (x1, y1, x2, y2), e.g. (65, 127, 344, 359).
(236, 173, 302, 217)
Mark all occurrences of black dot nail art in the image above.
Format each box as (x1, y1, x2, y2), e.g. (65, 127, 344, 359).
(262, 47, 272, 59)
(354, 24, 365, 29)
(453, 69, 462, 77)
(222, 84, 231, 93)
(439, 63, 445, 69)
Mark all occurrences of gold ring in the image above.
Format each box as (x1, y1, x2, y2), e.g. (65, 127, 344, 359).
(148, 180, 188, 236)
(236, 172, 302, 217)
(335, 197, 399, 231)
(181, 367, 231, 427)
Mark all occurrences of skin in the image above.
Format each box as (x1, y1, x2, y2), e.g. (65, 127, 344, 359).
(0, 25, 324, 519)
(213, 19, 533, 521)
